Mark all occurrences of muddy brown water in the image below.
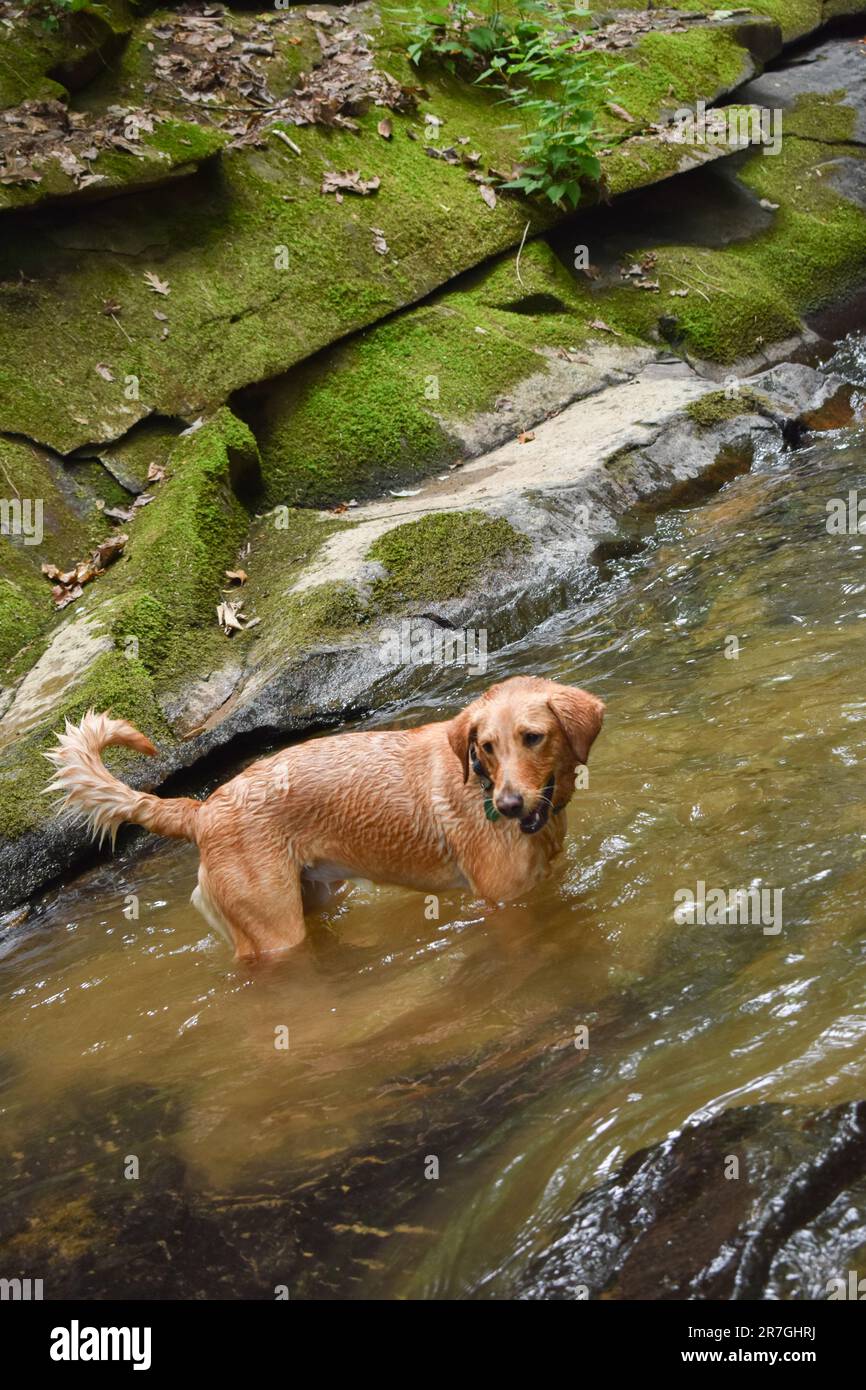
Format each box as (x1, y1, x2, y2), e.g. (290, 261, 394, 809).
(2, 340, 866, 1298)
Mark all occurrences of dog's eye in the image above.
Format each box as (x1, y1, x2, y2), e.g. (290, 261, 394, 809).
(523, 731, 544, 748)
(481, 741, 494, 756)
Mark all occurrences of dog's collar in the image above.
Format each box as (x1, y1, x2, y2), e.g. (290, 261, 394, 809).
(470, 744, 566, 826)
(470, 744, 500, 820)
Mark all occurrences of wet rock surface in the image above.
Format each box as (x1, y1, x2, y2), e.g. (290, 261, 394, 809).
(516, 1102, 866, 1301)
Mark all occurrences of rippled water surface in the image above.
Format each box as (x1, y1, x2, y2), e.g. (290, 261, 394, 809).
(2, 355, 866, 1298)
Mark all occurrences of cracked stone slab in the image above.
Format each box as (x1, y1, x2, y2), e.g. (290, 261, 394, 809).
(0, 610, 113, 746)
(163, 359, 844, 744)
(736, 35, 866, 143)
(290, 361, 716, 595)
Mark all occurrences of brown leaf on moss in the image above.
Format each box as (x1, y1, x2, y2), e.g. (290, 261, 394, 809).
(143, 270, 170, 295)
(41, 535, 129, 607)
(588, 318, 623, 336)
(321, 169, 380, 196)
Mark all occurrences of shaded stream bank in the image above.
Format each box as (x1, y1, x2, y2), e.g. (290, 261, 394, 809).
(1, 332, 865, 1298)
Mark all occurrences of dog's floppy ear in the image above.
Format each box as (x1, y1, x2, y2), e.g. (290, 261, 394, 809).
(547, 685, 605, 765)
(447, 708, 477, 783)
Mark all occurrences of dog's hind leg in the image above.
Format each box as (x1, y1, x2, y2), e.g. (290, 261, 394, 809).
(196, 851, 308, 961)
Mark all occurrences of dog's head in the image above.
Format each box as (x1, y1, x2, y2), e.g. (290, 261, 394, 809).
(447, 676, 605, 834)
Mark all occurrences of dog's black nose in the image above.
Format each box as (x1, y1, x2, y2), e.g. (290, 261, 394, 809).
(495, 791, 524, 817)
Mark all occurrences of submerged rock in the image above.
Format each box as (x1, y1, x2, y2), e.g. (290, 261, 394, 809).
(516, 1101, 866, 1300)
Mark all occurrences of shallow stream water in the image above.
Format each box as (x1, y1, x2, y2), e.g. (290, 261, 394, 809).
(2, 338, 866, 1298)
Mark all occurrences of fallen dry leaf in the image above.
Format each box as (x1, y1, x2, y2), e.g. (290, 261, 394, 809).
(147, 462, 166, 482)
(479, 184, 497, 210)
(217, 601, 245, 633)
(518, 430, 535, 444)
(321, 168, 380, 196)
(377, 118, 392, 140)
(224, 569, 248, 585)
(41, 534, 128, 606)
(371, 226, 388, 255)
(95, 363, 115, 381)
(143, 269, 170, 295)
(607, 101, 635, 122)
(217, 598, 259, 634)
(0, 165, 41, 185)
(588, 318, 623, 336)
(52, 583, 83, 609)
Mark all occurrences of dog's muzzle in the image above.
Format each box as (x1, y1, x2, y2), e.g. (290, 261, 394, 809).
(519, 774, 556, 835)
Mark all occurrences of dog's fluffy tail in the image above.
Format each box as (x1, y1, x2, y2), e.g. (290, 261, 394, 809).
(44, 710, 199, 846)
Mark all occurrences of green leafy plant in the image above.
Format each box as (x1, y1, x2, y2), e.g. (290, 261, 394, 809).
(25, 0, 107, 32)
(400, 1, 609, 210)
(406, 1, 513, 71)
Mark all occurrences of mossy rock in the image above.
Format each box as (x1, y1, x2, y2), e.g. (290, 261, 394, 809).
(783, 92, 858, 145)
(0, 0, 137, 110)
(0, 5, 784, 454)
(0, 407, 263, 838)
(74, 4, 321, 113)
(85, 415, 183, 494)
(0, 432, 120, 668)
(253, 118, 866, 505)
(0, 118, 225, 215)
(367, 510, 530, 606)
(253, 240, 610, 506)
(610, 0, 824, 44)
(99, 407, 258, 680)
(686, 388, 770, 428)
(0, 543, 52, 673)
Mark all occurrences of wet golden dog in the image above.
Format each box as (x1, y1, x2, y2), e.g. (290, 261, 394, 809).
(46, 676, 604, 960)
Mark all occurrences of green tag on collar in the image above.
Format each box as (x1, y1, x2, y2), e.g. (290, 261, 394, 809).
(484, 797, 501, 822)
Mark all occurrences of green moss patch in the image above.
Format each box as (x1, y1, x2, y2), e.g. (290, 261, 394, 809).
(0, 544, 51, 670)
(0, 433, 116, 668)
(71, 408, 259, 691)
(0, 117, 224, 215)
(275, 580, 370, 650)
(783, 92, 857, 145)
(686, 388, 770, 428)
(0, 0, 136, 110)
(593, 26, 753, 138)
(254, 240, 610, 506)
(89, 416, 182, 494)
(0, 4, 778, 454)
(368, 510, 530, 606)
(610, 0, 823, 44)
